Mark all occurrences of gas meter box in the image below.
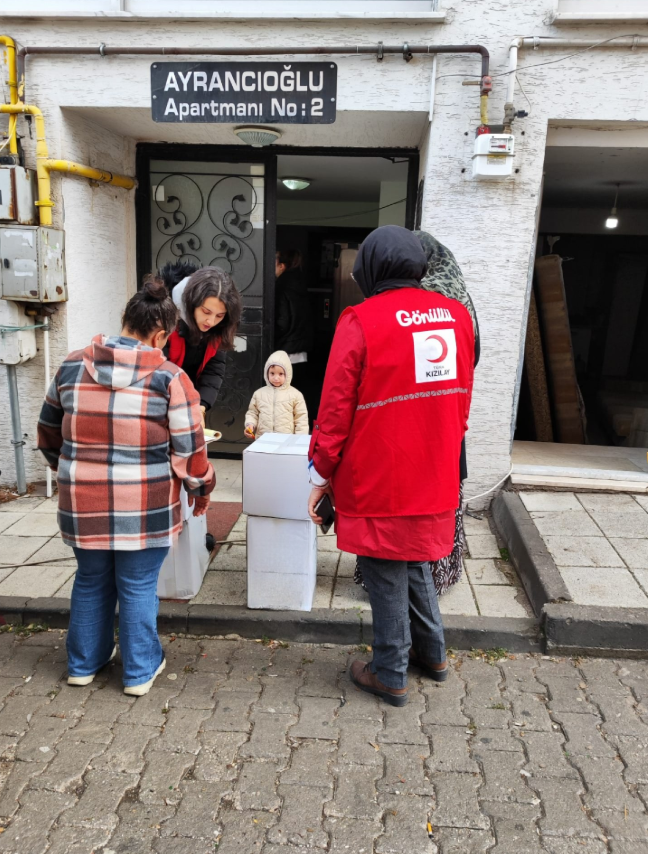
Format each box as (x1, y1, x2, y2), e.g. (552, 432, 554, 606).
(0, 299, 37, 365)
(0, 167, 38, 225)
(472, 133, 515, 180)
(0, 226, 67, 302)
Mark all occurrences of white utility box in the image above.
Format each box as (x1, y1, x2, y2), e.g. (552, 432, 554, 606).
(0, 167, 37, 225)
(472, 133, 515, 180)
(0, 299, 37, 365)
(243, 432, 311, 521)
(0, 226, 67, 302)
(157, 489, 211, 600)
(247, 515, 317, 611)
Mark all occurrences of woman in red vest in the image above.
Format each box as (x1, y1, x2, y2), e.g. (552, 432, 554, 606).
(308, 225, 475, 707)
(163, 265, 242, 424)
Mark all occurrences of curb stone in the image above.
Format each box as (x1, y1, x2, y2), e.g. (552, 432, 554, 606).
(492, 491, 572, 615)
(0, 596, 542, 651)
(494, 491, 648, 658)
(544, 603, 648, 658)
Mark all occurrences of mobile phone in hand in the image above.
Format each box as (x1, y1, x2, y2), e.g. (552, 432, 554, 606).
(314, 493, 335, 535)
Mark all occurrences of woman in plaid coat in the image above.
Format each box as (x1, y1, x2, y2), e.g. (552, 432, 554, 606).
(38, 278, 216, 696)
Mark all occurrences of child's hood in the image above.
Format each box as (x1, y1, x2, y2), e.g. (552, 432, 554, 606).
(264, 350, 293, 389)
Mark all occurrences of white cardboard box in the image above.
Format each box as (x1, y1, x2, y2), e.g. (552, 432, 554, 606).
(157, 490, 210, 600)
(247, 516, 317, 611)
(243, 432, 311, 522)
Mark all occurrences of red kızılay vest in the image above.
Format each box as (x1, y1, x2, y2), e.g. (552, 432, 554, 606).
(332, 287, 475, 518)
(167, 330, 218, 379)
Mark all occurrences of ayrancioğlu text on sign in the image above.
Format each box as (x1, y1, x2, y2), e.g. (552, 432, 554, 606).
(151, 62, 337, 124)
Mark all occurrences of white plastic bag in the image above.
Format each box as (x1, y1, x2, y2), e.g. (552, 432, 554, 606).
(157, 490, 210, 600)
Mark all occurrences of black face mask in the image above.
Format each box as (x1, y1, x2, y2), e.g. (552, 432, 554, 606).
(352, 225, 428, 299)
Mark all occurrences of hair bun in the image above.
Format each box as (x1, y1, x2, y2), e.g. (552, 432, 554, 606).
(141, 276, 169, 302)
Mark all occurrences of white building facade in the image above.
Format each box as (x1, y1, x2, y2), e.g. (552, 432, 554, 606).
(1, 0, 648, 498)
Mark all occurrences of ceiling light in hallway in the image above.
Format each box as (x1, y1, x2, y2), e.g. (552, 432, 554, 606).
(605, 183, 620, 229)
(281, 177, 311, 191)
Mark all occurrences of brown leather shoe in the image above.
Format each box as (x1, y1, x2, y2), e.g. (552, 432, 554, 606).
(350, 660, 408, 707)
(408, 648, 449, 682)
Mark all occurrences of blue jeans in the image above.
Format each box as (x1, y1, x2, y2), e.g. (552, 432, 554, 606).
(358, 556, 446, 690)
(69, 547, 169, 688)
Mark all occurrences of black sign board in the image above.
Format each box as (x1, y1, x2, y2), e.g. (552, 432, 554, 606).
(151, 61, 337, 124)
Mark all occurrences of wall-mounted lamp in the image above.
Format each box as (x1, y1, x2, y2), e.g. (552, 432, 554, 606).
(233, 126, 282, 147)
(605, 184, 620, 229)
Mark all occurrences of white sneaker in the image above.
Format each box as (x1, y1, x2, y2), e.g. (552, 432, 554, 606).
(123, 658, 166, 697)
(68, 645, 117, 686)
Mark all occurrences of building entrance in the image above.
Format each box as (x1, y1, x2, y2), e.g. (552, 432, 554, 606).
(513, 135, 648, 491)
(138, 146, 418, 454)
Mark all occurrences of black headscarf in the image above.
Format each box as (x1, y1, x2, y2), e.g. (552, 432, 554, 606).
(352, 225, 428, 298)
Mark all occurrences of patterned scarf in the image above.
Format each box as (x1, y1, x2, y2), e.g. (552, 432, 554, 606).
(414, 230, 478, 337)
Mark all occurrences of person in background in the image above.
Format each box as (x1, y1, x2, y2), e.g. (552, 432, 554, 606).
(416, 230, 481, 590)
(244, 350, 309, 439)
(159, 260, 197, 296)
(159, 262, 242, 426)
(37, 278, 215, 696)
(353, 230, 481, 597)
(308, 226, 475, 707)
(275, 249, 314, 389)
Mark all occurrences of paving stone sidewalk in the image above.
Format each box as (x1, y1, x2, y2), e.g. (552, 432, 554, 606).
(0, 631, 647, 853)
(519, 491, 648, 608)
(0, 457, 533, 620)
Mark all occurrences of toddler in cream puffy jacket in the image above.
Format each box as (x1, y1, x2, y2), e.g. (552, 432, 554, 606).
(244, 350, 309, 438)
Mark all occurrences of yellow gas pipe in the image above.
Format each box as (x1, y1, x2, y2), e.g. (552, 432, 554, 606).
(0, 38, 135, 226)
(480, 94, 489, 127)
(0, 103, 54, 224)
(0, 36, 19, 155)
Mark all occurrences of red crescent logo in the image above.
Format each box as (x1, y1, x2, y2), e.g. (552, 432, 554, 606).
(425, 334, 448, 363)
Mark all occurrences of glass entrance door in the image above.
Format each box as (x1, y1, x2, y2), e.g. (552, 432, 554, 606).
(149, 160, 265, 453)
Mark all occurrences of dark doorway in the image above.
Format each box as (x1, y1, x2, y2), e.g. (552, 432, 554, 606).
(514, 143, 648, 481)
(275, 153, 412, 422)
(136, 144, 418, 454)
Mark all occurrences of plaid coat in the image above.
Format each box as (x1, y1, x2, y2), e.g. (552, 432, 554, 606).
(37, 334, 216, 550)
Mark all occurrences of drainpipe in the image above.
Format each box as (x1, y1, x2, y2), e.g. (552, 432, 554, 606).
(0, 35, 18, 155)
(6, 364, 26, 495)
(428, 54, 438, 122)
(1, 318, 48, 496)
(505, 36, 648, 126)
(42, 315, 52, 499)
(16, 42, 492, 125)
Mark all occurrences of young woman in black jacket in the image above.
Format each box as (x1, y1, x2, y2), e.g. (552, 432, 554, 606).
(159, 262, 242, 424)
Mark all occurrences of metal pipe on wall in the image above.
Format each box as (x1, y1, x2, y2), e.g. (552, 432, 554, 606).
(18, 43, 489, 75)
(6, 364, 26, 495)
(0, 103, 136, 225)
(42, 316, 52, 499)
(506, 38, 522, 106)
(17, 42, 492, 100)
(428, 54, 438, 122)
(506, 36, 648, 114)
(0, 103, 54, 224)
(0, 35, 19, 155)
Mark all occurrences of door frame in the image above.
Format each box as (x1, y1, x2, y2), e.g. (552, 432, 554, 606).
(135, 143, 419, 362)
